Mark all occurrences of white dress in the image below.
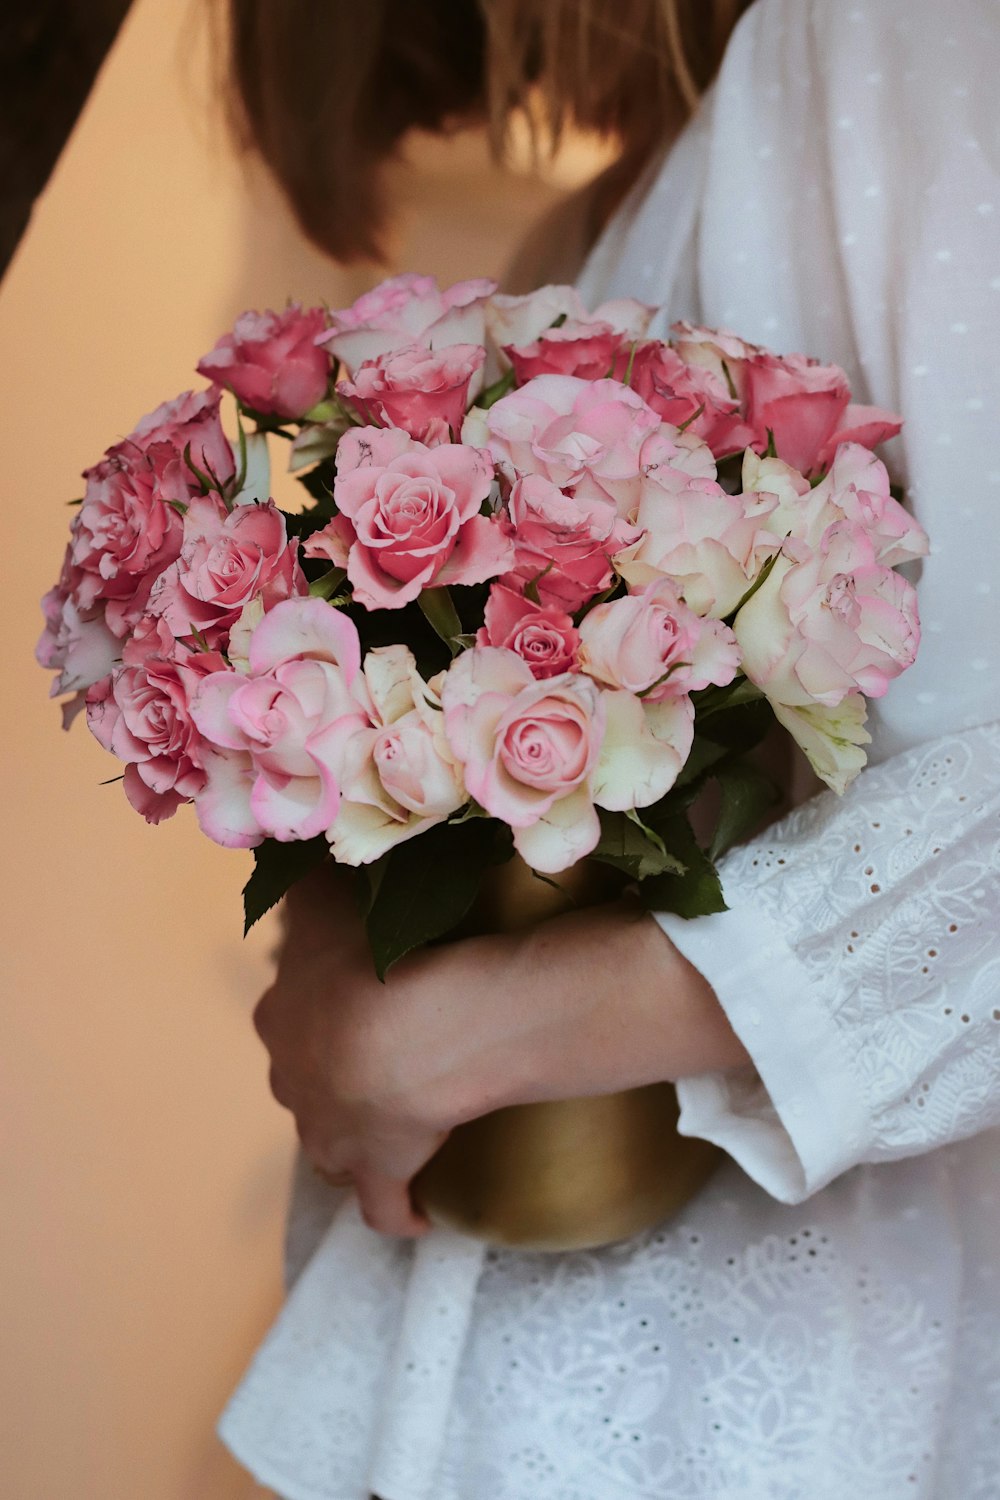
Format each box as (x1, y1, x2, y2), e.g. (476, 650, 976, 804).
(218, 2, 1000, 1496)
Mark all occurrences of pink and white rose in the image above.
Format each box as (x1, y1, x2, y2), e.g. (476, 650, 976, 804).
(800, 444, 928, 564)
(304, 426, 511, 610)
(615, 474, 780, 619)
(148, 495, 306, 642)
(337, 342, 486, 443)
(733, 521, 921, 710)
(488, 286, 653, 361)
(770, 695, 871, 796)
(197, 304, 331, 420)
(329, 646, 465, 864)
(321, 273, 496, 377)
(190, 598, 372, 846)
(441, 648, 692, 871)
(476, 583, 581, 678)
(579, 581, 740, 701)
(669, 321, 764, 394)
(441, 648, 606, 869)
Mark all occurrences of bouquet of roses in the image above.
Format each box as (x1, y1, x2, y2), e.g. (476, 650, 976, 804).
(39, 275, 927, 976)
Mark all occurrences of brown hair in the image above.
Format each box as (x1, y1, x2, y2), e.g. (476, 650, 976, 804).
(227, 0, 750, 263)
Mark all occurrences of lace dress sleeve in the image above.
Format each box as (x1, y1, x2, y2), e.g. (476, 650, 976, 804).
(652, 0, 1000, 1204)
(659, 726, 1000, 1201)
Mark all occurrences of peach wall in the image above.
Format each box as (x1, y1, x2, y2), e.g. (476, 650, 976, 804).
(0, 2, 598, 1495)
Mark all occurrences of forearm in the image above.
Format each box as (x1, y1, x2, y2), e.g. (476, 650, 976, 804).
(433, 900, 750, 1122)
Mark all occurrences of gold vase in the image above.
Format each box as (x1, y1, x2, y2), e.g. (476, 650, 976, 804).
(411, 857, 721, 1252)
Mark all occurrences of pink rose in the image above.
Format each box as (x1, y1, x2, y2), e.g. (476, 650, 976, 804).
(498, 474, 640, 613)
(733, 521, 921, 709)
(476, 583, 580, 678)
(197, 304, 331, 420)
(627, 342, 755, 457)
(330, 646, 465, 864)
(488, 286, 653, 363)
(615, 473, 780, 619)
(509, 321, 617, 384)
(148, 494, 306, 643)
(441, 648, 692, 871)
(670, 324, 902, 475)
(504, 321, 628, 384)
(321, 273, 496, 376)
(85, 616, 225, 824)
(190, 598, 371, 846)
(337, 342, 486, 443)
(124, 389, 236, 490)
(483, 375, 664, 516)
(741, 351, 902, 475)
(579, 581, 739, 701)
(69, 440, 187, 636)
(304, 427, 512, 610)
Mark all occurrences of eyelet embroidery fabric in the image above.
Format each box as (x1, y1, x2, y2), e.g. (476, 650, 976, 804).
(219, 2, 1000, 1496)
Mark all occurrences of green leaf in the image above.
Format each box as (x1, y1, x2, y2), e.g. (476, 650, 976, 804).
(694, 676, 764, 720)
(242, 836, 330, 934)
(674, 734, 730, 789)
(693, 677, 772, 752)
(727, 550, 781, 619)
(365, 819, 512, 980)
(675, 402, 705, 435)
(701, 697, 773, 752)
(477, 367, 516, 410)
(418, 587, 463, 652)
(308, 567, 347, 601)
(708, 760, 780, 861)
(280, 505, 338, 544)
(719, 358, 739, 401)
(590, 809, 685, 881)
(523, 561, 555, 606)
(182, 441, 214, 496)
(637, 813, 727, 919)
(620, 340, 639, 387)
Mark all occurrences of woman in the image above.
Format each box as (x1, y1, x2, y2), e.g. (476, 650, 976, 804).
(219, 2, 1000, 1496)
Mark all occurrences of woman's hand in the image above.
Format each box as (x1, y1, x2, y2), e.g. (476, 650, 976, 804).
(253, 865, 749, 1237)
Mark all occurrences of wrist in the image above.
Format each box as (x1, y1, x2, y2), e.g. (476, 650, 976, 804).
(505, 902, 751, 1101)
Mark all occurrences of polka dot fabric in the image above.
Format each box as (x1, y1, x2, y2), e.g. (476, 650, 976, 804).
(219, 3, 1000, 1496)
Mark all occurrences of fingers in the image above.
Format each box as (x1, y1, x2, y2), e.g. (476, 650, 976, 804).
(311, 1163, 354, 1188)
(353, 1169, 431, 1238)
(266, 1063, 294, 1110)
(282, 863, 363, 941)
